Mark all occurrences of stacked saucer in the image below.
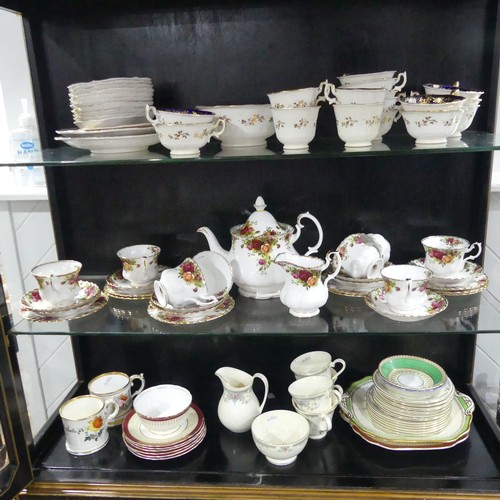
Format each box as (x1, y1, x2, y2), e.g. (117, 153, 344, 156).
(55, 77, 159, 154)
(122, 404, 206, 460)
(410, 258, 488, 296)
(104, 267, 166, 300)
(366, 356, 455, 437)
(340, 355, 475, 450)
(20, 280, 107, 322)
(328, 270, 384, 297)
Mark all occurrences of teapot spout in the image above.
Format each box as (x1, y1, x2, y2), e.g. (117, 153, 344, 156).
(197, 227, 229, 259)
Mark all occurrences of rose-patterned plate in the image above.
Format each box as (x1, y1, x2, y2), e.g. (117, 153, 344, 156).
(409, 258, 488, 296)
(20, 294, 108, 323)
(364, 287, 448, 322)
(21, 280, 100, 314)
(147, 295, 234, 324)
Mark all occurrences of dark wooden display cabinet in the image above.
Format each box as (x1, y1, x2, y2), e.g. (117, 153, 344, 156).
(1, 0, 500, 498)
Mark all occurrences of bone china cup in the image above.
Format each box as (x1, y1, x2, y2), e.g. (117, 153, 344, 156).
(288, 375, 344, 414)
(117, 244, 160, 285)
(422, 235, 482, 276)
(133, 384, 192, 435)
(267, 84, 325, 108)
(380, 264, 432, 312)
(332, 102, 384, 148)
(150, 117, 226, 158)
(59, 395, 119, 455)
(251, 410, 309, 466)
(145, 105, 215, 125)
(31, 260, 82, 307)
(196, 104, 275, 148)
(290, 351, 346, 382)
(88, 371, 145, 426)
(271, 105, 320, 151)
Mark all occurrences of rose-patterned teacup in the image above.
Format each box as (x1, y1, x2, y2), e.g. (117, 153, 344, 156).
(31, 260, 82, 307)
(155, 250, 232, 309)
(59, 395, 118, 455)
(422, 235, 482, 277)
(288, 375, 343, 414)
(88, 371, 145, 427)
(336, 233, 384, 279)
(117, 244, 160, 285)
(380, 264, 432, 312)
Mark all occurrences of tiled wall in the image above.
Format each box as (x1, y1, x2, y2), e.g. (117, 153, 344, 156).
(473, 189, 500, 416)
(0, 191, 77, 439)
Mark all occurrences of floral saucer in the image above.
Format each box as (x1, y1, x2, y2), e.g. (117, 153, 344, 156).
(409, 258, 488, 296)
(20, 295, 108, 323)
(364, 287, 448, 322)
(147, 295, 235, 324)
(328, 275, 384, 297)
(105, 267, 166, 300)
(21, 280, 100, 313)
(340, 376, 474, 451)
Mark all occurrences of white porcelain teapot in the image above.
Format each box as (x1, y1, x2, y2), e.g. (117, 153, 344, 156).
(198, 196, 323, 299)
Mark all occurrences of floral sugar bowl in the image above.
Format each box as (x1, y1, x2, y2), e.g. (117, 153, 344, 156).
(198, 196, 323, 299)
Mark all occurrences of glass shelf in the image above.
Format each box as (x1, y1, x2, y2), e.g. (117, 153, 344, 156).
(1, 132, 499, 167)
(8, 276, 500, 336)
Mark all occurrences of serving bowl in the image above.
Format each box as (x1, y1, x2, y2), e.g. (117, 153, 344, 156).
(251, 410, 309, 465)
(133, 384, 192, 435)
(196, 104, 274, 147)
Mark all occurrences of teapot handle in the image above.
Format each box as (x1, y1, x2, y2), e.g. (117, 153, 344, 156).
(323, 251, 342, 287)
(292, 212, 323, 256)
(252, 373, 269, 414)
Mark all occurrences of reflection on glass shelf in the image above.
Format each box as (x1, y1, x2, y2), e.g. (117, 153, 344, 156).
(8, 278, 500, 336)
(1, 132, 500, 167)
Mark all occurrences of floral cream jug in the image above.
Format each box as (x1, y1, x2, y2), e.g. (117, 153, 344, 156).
(274, 250, 342, 317)
(198, 196, 323, 299)
(215, 366, 269, 433)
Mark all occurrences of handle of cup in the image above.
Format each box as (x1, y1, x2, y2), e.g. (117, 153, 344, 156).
(393, 71, 407, 92)
(153, 280, 169, 308)
(183, 295, 219, 306)
(464, 242, 482, 262)
(293, 211, 324, 256)
(103, 398, 120, 422)
(211, 118, 226, 139)
(145, 104, 159, 126)
(323, 251, 342, 285)
(331, 358, 346, 378)
(130, 373, 145, 399)
(253, 372, 269, 414)
(331, 384, 343, 404)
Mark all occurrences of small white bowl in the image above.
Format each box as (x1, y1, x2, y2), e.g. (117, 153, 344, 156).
(400, 108, 463, 145)
(196, 104, 274, 147)
(133, 384, 192, 435)
(251, 410, 309, 465)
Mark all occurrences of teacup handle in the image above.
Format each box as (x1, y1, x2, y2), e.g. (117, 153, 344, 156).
(210, 118, 226, 139)
(153, 280, 169, 308)
(182, 295, 219, 306)
(130, 373, 145, 399)
(292, 211, 324, 256)
(393, 71, 407, 92)
(252, 373, 269, 414)
(332, 384, 344, 399)
(323, 251, 342, 286)
(330, 358, 346, 378)
(145, 104, 159, 126)
(464, 242, 482, 262)
(316, 80, 336, 105)
(103, 398, 120, 423)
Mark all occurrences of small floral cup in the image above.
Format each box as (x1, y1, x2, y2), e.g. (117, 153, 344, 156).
(59, 395, 118, 455)
(117, 244, 160, 285)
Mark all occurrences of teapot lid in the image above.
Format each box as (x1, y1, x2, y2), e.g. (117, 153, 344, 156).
(241, 196, 282, 234)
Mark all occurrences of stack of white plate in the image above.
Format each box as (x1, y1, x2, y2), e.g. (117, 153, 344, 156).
(55, 77, 159, 154)
(68, 77, 154, 129)
(366, 355, 456, 436)
(122, 404, 207, 460)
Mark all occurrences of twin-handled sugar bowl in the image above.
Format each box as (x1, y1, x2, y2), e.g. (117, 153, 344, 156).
(198, 196, 323, 299)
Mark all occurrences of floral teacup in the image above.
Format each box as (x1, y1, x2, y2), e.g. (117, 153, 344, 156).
(117, 244, 160, 285)
(59, 395, 118, 455)
(422, 235, 482, 276)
